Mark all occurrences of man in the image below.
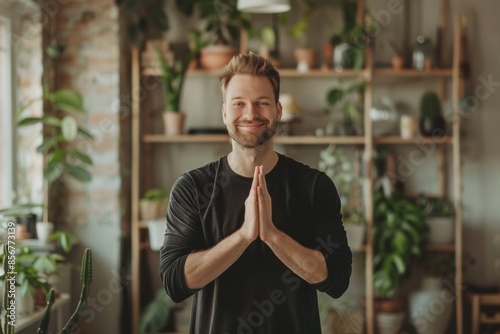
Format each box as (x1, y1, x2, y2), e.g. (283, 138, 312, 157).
(160, 53, 352, 334)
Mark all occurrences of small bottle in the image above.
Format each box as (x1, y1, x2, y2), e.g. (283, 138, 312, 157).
(413, 35, 432, 71)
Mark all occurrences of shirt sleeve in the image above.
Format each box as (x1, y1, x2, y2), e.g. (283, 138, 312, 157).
(159, 174, 205, 303)
(309, 172, 353, 298)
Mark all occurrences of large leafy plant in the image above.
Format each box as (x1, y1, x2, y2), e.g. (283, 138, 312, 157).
(17, 88, 93, 221)
(373, 190, 428, 297)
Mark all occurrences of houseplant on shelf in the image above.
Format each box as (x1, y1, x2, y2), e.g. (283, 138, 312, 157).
(176, 0, 251, 70)
(417, 195, 454, 245)
(154, 40, 205, 135)
(373, 189, 428, 334)
(140, 188, 170, 220)
(324, 81, 365, 136)
(419, 91, 446, 137)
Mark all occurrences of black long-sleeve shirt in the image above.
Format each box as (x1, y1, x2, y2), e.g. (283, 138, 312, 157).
(160, 154, 352, 334)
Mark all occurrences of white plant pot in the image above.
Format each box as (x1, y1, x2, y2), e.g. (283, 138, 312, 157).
(409, 277, 453, 334)
(426, 217, 454, 244)
(36, 222, 54, 244)
(345, 224, 366, 251)
(16, 291, 35, 318)
(148, 219, 166, 251)
(376, 311, 405, 334)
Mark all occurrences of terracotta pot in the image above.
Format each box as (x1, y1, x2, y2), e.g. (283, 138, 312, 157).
(374, 298, 405, 313)
(294, 48, 315, 72)
(163, 112, 185, 135)
(200, 45, 238, 70)
(392, 56, 404, 71)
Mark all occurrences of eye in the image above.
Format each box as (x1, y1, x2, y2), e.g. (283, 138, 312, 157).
(258, 101, 271, 106)
(232, 101, 245, 107)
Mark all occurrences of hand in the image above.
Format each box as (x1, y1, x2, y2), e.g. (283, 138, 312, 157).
(240, 166, 260, 243)
(258, 166, 277, 242)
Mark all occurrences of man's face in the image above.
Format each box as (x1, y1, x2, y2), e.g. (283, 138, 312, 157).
(222, 74, 282, 149)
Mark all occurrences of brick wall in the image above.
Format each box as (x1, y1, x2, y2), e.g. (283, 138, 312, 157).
(54, 1, 122, 333)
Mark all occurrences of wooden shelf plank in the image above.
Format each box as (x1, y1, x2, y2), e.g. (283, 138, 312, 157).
(373, 68, 453, 77)
(356, 243, 455, 252)
(144, 67, 452, 78)
(374, 136, 452, 145)
(143, 134, 366, 145)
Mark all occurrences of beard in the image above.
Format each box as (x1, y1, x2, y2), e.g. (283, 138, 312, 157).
(227, 116, 279, 149)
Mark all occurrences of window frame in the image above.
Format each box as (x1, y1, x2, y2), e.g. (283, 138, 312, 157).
(0, 8, 14, 208)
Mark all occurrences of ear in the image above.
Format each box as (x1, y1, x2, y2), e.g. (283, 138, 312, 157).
(222, 103, 227, 125)
(276, 101, 283, 123)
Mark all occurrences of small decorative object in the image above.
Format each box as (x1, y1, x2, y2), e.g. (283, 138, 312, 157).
(294, 48, 315, 72)
(285, 0, 317, 71)
(388, 39, 404, 71)
(279, 94, 299, 122)
(400, 115, 418, 139)
(322, 43, 333, 70)
(163, 112, 186, 135)
(343, 210, 366, 251)
(419, 91, 446, 137)
(424, 57, 433, 71)
(370, 96, 399, 137)
(36, 221, 54, 243)
(413, 35, 433, 71)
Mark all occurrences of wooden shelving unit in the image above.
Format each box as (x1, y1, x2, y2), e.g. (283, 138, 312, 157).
(130, 3, 466, 333)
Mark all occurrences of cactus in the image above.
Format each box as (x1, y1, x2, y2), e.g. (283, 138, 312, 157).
(35, 248, 93, 334)
(420, 91, 442, 118)
(37, 289, 56, 334)
(2, 244, 15, 334)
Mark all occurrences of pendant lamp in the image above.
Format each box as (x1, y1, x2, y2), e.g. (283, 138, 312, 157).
(237, 0, 291, 13)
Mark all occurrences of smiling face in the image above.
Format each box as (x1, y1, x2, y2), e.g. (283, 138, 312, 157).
(223, 74, 282, 149)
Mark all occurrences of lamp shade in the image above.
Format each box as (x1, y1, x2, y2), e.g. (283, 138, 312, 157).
(237, 0, 291, 13)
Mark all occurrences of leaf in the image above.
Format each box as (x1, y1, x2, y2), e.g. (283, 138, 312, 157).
(391, 254, 406, 274)
(43, 115, 62, 127)
(45, 160, 64, 182)
(70, 150, 93, 165)
(78, 127, 95, 140)
(18, 117, 43, 126)
(61, 115, 78, 142)
(66, 164, 92, 182)
(48, 151, 63, 165)
(50, 89, 84, 113)
(36, 137, 59, 153)
(327, 89, 344, 107)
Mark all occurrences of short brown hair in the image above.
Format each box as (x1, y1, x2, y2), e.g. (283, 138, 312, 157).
(219, 52, 280, 103)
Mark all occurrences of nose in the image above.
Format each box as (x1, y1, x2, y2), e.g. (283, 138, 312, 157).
(242, 102, 259, 120)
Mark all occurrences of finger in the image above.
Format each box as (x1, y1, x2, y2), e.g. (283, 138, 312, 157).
(252, 166, 259, 191)
(259, 166, 268, 192)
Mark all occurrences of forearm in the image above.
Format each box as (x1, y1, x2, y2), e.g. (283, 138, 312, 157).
(264, 229, 328, 284)
(184, 230, 251, 289)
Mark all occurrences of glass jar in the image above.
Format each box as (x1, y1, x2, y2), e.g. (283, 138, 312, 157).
(412, 35, 432, 71)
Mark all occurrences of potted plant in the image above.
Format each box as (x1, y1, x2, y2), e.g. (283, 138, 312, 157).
(419, 91, 446, 137)
(324, 81, 365, 136)
(176, 0, 251, 70)
(154, 39, 205, 135)
(330, 2, 371, 72)
(140, 188, 170, 220)
(417, 195, 454, 245)
(281, 0, 317, 71)
(373, 190, 428, 334)
(343, 209, 366, 252)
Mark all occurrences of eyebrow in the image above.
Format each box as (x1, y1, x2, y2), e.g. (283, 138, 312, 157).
(230, 96, 273, 101)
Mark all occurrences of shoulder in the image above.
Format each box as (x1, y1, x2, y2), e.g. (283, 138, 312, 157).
(172, 157, 224, 192)
(280, 154, 332, 184)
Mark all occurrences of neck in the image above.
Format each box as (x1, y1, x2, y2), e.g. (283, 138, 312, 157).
(227, 140, 278, 177)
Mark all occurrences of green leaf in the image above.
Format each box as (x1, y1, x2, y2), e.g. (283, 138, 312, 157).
(43, 116, 62, 127)
(36, 137, 59, 153)
(61, 115, 78, 142)
(391, 254, 406, 274)
(70, 150, 93, 165)
(45, 160, 63, 182)
(50, 89, 84, 113)
(18, 117, 43, 126)
(327, 89, 344, 107)
(66, 164, 92, 182)
(78, 127, 95, 140)
(48, 151, 63, 165)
